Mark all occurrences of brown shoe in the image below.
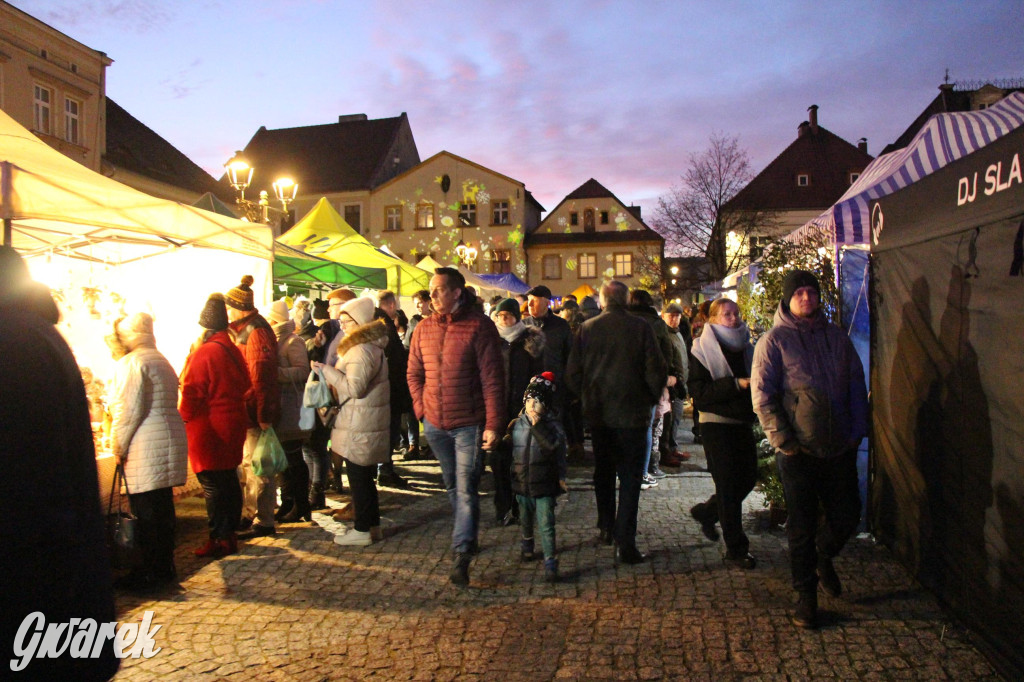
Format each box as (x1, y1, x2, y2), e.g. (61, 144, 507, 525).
(332, 502, 355, 522)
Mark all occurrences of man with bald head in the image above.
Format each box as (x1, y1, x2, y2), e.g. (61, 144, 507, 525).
(566, 280, 667, 564)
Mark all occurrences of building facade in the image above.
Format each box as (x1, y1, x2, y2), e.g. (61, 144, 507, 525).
(0, 0, 111, 171)
(524, 179, 664, 296)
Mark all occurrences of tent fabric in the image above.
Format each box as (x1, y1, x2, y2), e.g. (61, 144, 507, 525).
(279, 198, 429, 295)
(473, 271, 530, 295)
(869, 124, 1024, 678)
(787, 91, 1024, 246)
(0, 108, 273, 262)
(273, 243, 388, 290)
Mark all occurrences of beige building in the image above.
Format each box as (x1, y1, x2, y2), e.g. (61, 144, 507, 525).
(0, 0, 111, 171)
(365, 151, 543, 275)
(525, 179, 664, 296)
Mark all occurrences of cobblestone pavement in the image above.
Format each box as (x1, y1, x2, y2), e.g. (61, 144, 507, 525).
(112, 423, 999, 680)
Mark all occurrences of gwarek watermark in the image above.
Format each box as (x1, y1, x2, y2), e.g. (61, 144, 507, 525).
(10, 611, 162, 672)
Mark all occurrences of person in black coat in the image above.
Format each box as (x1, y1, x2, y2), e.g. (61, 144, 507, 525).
(0, 246, 120, 680)
(686, 298, 758, 569)
(492, 297, 545, 524)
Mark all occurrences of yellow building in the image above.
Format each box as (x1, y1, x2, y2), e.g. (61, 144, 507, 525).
(366, 151, 543, 275)
(525, 179, 664, 296)
(0, 0, 111, 171)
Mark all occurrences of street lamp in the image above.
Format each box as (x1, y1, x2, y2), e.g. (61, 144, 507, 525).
(224, 151, 297, 228)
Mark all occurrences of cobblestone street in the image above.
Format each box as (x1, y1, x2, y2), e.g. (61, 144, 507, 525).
(112, 426, 999, 680)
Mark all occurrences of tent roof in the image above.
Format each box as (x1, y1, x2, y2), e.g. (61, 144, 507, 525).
(278, 197, 430, 295)
(788, 92, 1024, 246)
(0, 108, 273, 263)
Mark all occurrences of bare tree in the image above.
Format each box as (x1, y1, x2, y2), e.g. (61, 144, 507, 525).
(651, 132, 776, 281)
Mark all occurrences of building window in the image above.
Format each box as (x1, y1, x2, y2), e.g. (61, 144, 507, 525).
(600, 211, 609, 224)
(385, 206, 402, 231)
(64, 97, 80, 145)
(614, 253, 632, 277)
(491, 249, 511, 274)
(849, 172, 860, 185)
(416, 203, 434, 229)
(33, 84, 51, 134)
(344, 204, 362, 233)
(797, 174, 809, 187)
(543, 255, 561, 280)
(584, 209, 595, 233)
(748, 236, 772, 261)
(459, 202, 477, 226)
(492, 200, 509, 225)
(578, 253, 597, 279)
(570, 212, 578, 226)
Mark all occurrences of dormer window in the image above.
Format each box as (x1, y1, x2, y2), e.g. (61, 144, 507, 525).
(797, 174, 809, 187)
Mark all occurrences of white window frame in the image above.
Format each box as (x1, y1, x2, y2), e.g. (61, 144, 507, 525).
(578, 253, 597, 279)
(65, 96, 81, 144)
(385, 206, 402, 231)
(33, 84, 52, 134)
(614, 252, 632, 277)
(492, 200, 509, 225)
(543, 254, 562, 280)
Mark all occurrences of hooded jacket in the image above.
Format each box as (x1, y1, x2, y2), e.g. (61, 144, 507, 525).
(751, 303, 868, 458)
(320, 319, 392, 466)
(271, 318, 313, 443)
(109, 322, 188, 494)
(179, 331, 251, 472)
(407, 303, 506, 433)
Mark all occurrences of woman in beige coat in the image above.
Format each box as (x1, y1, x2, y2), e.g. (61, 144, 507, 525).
(312, 296, 390, 546)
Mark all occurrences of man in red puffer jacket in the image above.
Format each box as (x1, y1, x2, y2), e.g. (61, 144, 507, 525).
(225, 275, 281, 539)
(408, 267, 505, 587)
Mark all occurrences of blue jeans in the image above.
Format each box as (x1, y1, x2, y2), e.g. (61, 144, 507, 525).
(517, 495, 557, 559)
(424, 419, 485, 553)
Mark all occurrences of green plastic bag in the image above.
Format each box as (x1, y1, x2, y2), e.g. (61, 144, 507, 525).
(252, 426, 288, 477)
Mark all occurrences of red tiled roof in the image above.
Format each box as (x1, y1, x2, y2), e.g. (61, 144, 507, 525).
(725, 125, 873, 212)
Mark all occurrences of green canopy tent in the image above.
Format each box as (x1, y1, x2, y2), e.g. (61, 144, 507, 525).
(279, 198, 430, 296)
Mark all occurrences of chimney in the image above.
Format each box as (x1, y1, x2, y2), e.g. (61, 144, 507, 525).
(807, 104, 819, 133)
(858, 137, 868, 154)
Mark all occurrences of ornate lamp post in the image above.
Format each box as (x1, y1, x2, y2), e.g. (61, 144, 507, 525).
(224, 151, 297, 230)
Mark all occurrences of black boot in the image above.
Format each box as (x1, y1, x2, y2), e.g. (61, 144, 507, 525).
(450, 552, 471, 587)
(308, 482, 327, 510)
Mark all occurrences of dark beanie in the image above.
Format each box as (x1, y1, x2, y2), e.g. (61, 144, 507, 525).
(312, 298, 330, 321)
(781, 269, 820, 306)
(495, 297, 521, 322)
(225, 275, 255, 311)
(199, 293, 229, 331)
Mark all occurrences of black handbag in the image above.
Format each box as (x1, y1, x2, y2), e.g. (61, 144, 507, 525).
(106, 462, 137, 567)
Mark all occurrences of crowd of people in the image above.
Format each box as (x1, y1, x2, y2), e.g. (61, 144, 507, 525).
(2, 242, 866, 633)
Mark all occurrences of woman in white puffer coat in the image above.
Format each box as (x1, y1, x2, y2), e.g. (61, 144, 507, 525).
(107, 312, 187, 591)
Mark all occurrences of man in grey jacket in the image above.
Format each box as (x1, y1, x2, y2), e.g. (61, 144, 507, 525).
(751, 269, 867, 630)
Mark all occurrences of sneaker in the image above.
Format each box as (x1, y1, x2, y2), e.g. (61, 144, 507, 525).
(649, 466, 667, 479)
(334, 529, 372, 546)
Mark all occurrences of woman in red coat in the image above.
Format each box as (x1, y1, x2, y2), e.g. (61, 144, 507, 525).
(179, 294, 251, 558)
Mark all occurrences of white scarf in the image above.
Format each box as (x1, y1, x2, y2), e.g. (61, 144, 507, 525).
(497, 320, 526, 342)
(691, 322, 753, 379)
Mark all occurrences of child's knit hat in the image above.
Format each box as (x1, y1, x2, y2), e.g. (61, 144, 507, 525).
(524, 371, 557, 411)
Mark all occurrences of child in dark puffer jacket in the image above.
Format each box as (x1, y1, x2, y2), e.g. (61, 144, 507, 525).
(506, 372, 568, 582)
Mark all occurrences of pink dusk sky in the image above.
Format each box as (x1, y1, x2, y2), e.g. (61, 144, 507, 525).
(17, 0, 1024, 217)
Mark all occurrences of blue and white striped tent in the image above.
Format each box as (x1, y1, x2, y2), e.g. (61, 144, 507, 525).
(790, 91, 1024, 246)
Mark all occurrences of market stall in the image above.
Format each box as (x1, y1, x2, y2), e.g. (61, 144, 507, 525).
(1, 108, 275, 508)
